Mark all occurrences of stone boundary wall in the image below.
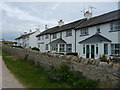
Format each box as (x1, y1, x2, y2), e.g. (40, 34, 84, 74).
(2, 45, 120, 88)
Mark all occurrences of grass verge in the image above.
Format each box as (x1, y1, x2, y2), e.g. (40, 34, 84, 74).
(2, 51, 98, 88)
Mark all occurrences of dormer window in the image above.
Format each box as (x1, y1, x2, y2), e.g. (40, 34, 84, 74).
(96, 25, 100, 33)
(80, 28, 89, 36)
(110, 20, 120, 31)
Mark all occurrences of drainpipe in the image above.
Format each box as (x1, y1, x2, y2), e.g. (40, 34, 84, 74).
(75, 29, 76, 52)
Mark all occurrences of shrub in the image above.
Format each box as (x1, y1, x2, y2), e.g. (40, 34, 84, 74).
(55, 52, 64, 55)
(12, 46, 23, 49)
(66, 52, 78, 56)
(47, 62, 99, 88)
(99, 54, 109, 63)
(32, 47, 40, 51)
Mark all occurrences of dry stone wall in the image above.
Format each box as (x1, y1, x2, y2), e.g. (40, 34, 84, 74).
(2, 45, 120, 88)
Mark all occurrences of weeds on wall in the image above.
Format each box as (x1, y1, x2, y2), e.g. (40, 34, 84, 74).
(47, 61, 98, 88)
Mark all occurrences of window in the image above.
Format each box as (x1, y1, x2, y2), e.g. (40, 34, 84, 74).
(96, 44, 98, 54)
(66, 44, 72, 52)
(45, 44, 49, 50)
(45, 34, 49, 39)
(52, 33, 57, 39)
(42, 35, 44, 40)
(96, 26, 100, 33)
(104, 44, 108, 54)
(51, 44, 58, 52)
(111, 44, 120, 55)
(60, 44, 65, 52)
(80, 28, 89, 36)
(66, 30, 72, 37)
(83, 45, 85, 54)
(110, 20, 120, 31)
(60, 32, 62, 38)
(38, 36, 41, 40)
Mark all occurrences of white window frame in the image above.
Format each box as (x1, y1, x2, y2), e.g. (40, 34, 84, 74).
(66, 30, 72, 37)
(110, 20, 120, 31)
(66, 44, 72, 52)
(59, 44, 65, 52)
(80, 28, 89, 36)
(111, 44, 120, 55)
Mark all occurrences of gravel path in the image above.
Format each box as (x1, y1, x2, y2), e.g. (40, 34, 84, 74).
(0, 56, 24, 88)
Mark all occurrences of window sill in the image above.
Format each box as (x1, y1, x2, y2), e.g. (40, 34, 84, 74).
(80, 34, 89, 37)
(109, 30, 120, 32)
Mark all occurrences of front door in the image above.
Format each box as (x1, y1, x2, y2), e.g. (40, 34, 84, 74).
(86, 45, 89, 58)
(91, 45, 95, 58)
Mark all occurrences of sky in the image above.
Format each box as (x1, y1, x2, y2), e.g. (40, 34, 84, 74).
(0, 1, 119, 41)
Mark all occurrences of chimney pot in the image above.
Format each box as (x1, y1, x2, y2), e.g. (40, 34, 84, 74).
(45, 25, 48, 30)
(58, 20, 64, 27)
(84, 11, 92, 19)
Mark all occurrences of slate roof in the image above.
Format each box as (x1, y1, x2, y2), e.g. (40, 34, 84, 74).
(75, 9, 120, 29)
(49, 38, 67, 44)
(36, 9, 120, 37)
(79, 33, 112, 44)
(36, 19, 86, 37)
(15, 32, 35, 40)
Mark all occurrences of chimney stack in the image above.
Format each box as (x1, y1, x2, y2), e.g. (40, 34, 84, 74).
(24, 32, 27, 35)
(36, 27, 39, 31)
(58, 20, 64, 27)
(45, 25, 48, 30)
(84, 11, 92, 19)
(29, 30, 32, 33)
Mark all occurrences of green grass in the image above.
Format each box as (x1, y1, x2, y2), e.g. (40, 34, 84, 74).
(2, 51, 98, 88)
(2, 51, 72, 88)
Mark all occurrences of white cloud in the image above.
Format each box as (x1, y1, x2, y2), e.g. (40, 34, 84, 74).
(0, 3, 57, 25)
(51, 3, 61, 10)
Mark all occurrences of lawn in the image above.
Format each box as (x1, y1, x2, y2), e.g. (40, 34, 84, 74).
(2, 51, 98, 88)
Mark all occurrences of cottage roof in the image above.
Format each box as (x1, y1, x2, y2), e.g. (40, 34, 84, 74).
(49, 38, 67, 44)
(15, 32, 35, 40)
(79, 33, 112, 44)
(75, 9, 120, 29)
(36, 9, 120, 37)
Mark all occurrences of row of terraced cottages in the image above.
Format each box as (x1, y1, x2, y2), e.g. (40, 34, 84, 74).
(15, 9, 120, 59)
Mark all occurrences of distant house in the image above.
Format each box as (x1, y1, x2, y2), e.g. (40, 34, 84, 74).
(15, 30, 40, 48)
(36, 9, 120, 59)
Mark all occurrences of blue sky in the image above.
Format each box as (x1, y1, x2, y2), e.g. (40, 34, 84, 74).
(1, 2, 118, 41)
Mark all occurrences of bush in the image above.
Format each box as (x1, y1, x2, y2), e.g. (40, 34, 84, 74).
(55, 52, 64, 55)
(99, 54, 109, 63)
(32, 47, 40, 51)
(12, 46, 23, 49)
(66, 52, 78, 56)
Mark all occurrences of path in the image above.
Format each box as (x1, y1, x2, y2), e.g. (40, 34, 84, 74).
(0, 56, 24, 88)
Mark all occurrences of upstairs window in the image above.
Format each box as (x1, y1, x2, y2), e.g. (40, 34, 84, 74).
(96, 26, 100, 33)
(110, 20, 120, 31)
(45, 34, 49, 39)
(52, 33, 57, 39)
(66, 30, 72, 37)
(42, 35, 44, 40)
(80, 28, 89, 36)
(38, 36, 41, 40)
(60, 32, 62, 38)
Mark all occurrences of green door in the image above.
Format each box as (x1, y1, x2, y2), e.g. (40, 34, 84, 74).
(91, 45, 95, 58)
(86, 45, 89, 58)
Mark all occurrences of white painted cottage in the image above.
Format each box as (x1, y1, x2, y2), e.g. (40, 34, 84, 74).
(36, 9, 120, 59)
(15, 30, 40, 48)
